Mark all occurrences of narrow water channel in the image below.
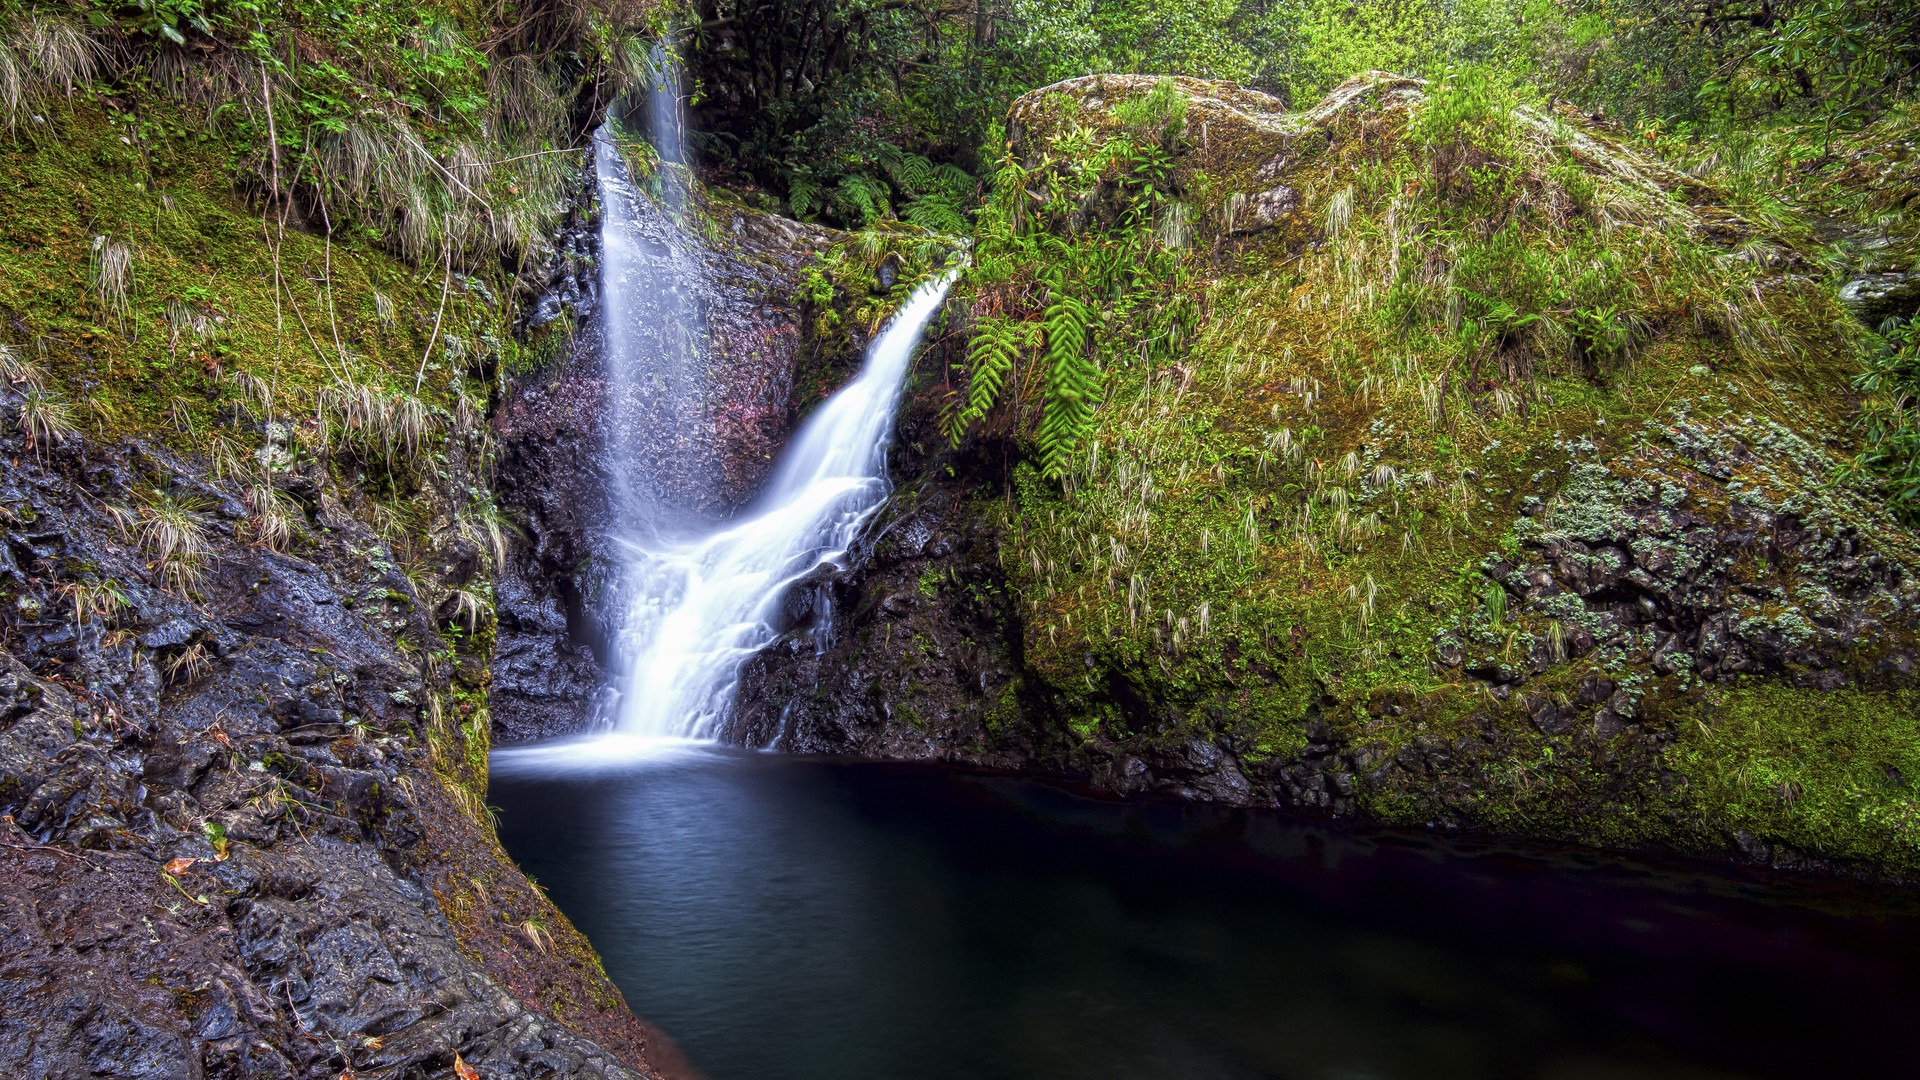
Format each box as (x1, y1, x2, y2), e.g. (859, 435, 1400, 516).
(492, 747, 1920, 1080)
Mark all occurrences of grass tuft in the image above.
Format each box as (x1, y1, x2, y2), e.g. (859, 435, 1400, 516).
(139, 496, 208, 596)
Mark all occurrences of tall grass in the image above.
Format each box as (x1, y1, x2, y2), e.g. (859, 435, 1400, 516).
(89, 235, 134, 329)
(320, 378, 436, 472)
(140, 497, 208, 596)
(0, 13, 100, 127)
(17, 385, 75, 458)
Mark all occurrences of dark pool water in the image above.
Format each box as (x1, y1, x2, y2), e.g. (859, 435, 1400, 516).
(490, 744, 1920, 1080)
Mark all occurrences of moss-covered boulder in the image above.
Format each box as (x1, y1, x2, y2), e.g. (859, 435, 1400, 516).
(737, 72, 1920, 880)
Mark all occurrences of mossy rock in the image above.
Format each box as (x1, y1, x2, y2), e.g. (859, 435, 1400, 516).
(757, 70, 1920, 880)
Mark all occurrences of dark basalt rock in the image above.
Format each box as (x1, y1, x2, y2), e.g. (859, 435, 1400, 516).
(1841, 271, 1920, 327)
(0, 412, 683, 1077)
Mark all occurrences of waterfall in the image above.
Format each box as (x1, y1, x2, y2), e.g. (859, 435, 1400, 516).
(595, 110, 715, 527)
(499, 255, 957, 768)
(603, 273, 956, 743)
(493, 42, 959, 772)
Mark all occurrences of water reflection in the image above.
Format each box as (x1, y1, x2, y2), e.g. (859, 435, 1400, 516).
(492, 749, 1920, 1080)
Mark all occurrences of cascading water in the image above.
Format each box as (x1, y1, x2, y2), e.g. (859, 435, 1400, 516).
(498, 68, 959, 767)
(497, 274, 954, 771)
(594, 57, 716, 527)
(603, 274, 956, 744)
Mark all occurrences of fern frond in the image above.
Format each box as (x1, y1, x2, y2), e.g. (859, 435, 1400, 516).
(1038, 289, 1099, 477)
(790, 178, 822, 219)
(903, 193, 969, 233)
(946, 316, 1026, 446)
(832, 174, 891, 226)
(931, 163, 975, 196)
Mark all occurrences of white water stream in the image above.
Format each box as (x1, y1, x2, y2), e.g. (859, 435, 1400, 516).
(497, 90, 957, 769)
(603, 274, 954, 745)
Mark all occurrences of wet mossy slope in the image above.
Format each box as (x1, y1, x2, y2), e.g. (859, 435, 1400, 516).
(0, 23, 685, 1079)
(741, 73, 1920, 880)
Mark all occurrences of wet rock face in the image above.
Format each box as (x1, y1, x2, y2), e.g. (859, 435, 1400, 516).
(704, 206, 844, 502)
(0, 427, 678, 1078)
(1841, 271, 1920, 326)
(725, 472, 1031, 769)
(491, 365, 613, 744)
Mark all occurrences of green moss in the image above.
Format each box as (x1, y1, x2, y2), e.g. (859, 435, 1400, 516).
(920, 73, 1920, 871)
(0, 99, 499, 461)
(1672, 683, 1920, 866)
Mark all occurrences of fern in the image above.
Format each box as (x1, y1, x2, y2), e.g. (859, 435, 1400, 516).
(1036, 285, 1099, 477)
(931, 162, 975, 197)
(903, 192, 970, 233)
(832, 174, 891, 226)
(789, 177, 823, 219)
(946, 317, 1027, 446)
(876, 143, 935, 192)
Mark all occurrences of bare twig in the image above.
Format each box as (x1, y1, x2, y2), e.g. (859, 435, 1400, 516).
(416, 217, 454, 394)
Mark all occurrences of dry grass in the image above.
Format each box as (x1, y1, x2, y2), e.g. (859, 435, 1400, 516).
(445, 585, 492, 633)
(164, 641, 211, 685)
(16, 386, 75, 457)
(223, 369, 275, 424)
(89, 234, 134, 328)
(139, 497, 209, 596)
(466, 501, 524, 572)
(320, 378, 435, 471)
(0, 13, 101, 126)
(56, 579, 127, 627)
(243, 483, 295, 552)
(0, 342, 45, 388)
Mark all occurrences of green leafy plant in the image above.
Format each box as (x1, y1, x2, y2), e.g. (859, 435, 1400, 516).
(1113, 76, 1188, 147)
(946, 316, 1031, 445)
(1035, 281, 1098, 477)
(1841, 317, 1920, 521)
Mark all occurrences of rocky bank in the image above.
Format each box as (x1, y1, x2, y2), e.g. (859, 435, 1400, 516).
(0, 427, 692, 1078)
(0, 91, 691, 1075)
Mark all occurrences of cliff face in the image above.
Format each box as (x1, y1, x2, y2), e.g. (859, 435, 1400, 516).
(0, 85, 684, 1078)
(0, 414, 691, 1080)
(732, 74, 1920, 880)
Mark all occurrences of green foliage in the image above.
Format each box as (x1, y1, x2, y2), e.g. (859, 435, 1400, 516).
(1407, 63, 1516, 152)
(1674, 683, 1920, 867)
(1036, 283, 1098, 476)
(2, 0, 664, 267)
(777, 140, 980, 229)
(830, 173, 893, 226)
(947, 316, 1029, 445)
(1270, 0, 1444, 102)
(1842, 317, 1920, 520)
(98, 0, 212, 45)
(1552, 0, 1918, 132)
(681, 0, 1915, 231)
(1112, 76, 1187, 145)
(944, 112, 1191, 476)
(902, 191, 971, 232)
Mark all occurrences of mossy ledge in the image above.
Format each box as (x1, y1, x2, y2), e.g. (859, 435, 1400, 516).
(733, 73, 1920, 883)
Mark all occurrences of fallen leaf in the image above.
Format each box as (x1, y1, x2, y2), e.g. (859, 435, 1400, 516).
(453, 1052, 479, 1080)
(164, 857, 197, 875)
